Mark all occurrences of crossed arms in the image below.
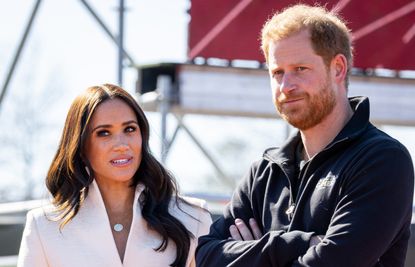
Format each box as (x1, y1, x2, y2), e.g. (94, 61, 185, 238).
(196, 145, 414, 267)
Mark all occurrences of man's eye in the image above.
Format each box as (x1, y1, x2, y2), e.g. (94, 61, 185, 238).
(125, 126, 137, 133)
(96, 130, 109, 137)
(296, 67, 306, 71)
(273, 70, 283, 77)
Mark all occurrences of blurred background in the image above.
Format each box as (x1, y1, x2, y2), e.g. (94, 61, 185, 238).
(1, 0, 415, 265)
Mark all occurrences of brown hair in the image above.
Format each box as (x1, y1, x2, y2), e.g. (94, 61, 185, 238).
(46, 84, 193, 267)
(261, 4, 353, 87)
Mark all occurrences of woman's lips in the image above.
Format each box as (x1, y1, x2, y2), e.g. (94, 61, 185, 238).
(110, 157, 133, 167)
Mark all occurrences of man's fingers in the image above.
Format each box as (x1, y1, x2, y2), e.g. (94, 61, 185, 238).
(229, 218, 262, 241)
(309, 235, 324, 247)
(249, 218, 262, 239)
(235, 218, 254, 240)
(229, 225, 242, 240)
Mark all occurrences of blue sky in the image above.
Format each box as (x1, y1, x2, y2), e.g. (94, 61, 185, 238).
(0, 0, 189, 91)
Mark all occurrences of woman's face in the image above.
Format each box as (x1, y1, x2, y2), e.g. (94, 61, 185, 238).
(84, 98, 142, 186)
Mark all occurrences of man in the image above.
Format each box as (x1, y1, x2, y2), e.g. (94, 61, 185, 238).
(196, 4, 414, 267)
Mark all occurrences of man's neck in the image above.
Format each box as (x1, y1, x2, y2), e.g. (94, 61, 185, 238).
(301, 99, 353, 160)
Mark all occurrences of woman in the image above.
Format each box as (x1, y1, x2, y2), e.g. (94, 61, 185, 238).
(18, 84, 212, 267)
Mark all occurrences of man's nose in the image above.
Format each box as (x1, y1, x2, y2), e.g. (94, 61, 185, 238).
(279, 73, 296, 94)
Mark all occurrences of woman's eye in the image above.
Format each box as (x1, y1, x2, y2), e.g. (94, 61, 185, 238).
(125, 126, 136, 133)
(96, 130, 109, 137)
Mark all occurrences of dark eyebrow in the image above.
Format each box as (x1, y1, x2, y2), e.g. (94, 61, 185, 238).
(91, 120, 138, 133)
(123, 120, 139, 126)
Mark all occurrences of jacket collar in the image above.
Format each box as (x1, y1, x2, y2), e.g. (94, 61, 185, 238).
(264, 96, 372, 164)
(334, 96, 371, 142)
(67, 180, 148, 266)
(86, 179, 146, 210)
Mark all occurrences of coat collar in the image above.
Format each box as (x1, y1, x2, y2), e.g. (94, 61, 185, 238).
(264, 96, 372, 165)
(86, 179, 146, 211)
(64, 180, 148, 266)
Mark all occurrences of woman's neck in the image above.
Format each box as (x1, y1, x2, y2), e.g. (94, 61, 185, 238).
(94, 179, 135, 263)
(95, 179, 135, 214)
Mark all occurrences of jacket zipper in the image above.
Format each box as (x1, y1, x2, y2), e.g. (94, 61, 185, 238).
(263, 137, 349, 226)
(288, 137, 350, 227)
(263, 154, 297, 221)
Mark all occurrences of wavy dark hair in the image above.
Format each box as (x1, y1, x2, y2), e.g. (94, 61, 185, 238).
(46, 84, 193, 267)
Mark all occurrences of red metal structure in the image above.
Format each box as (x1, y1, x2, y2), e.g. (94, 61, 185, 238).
(188, 0, 415, 70)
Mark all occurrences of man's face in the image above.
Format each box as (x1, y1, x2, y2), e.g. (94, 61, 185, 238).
(267, 29, 337, 130)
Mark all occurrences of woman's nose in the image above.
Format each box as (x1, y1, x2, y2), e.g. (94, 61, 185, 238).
(113, 135, 129, 151)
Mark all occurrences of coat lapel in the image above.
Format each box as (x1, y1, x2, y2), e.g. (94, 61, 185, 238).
(68, 180, 123, 266)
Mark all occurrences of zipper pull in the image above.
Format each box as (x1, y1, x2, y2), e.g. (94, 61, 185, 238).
(286, 203, 295, 220)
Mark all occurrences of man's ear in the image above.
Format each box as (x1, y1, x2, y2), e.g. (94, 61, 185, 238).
(331, 54, 347, 84)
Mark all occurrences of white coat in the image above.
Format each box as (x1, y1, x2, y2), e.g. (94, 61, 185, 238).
(17, 181, 212, 267)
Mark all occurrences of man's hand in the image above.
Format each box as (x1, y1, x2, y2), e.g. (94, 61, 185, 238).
(309, 235, 324, 247)
(229, 218, 262, 240)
